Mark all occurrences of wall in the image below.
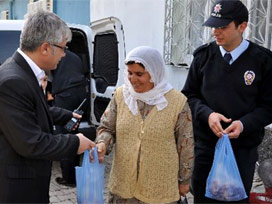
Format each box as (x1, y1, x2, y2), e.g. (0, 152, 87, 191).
(12, 0, 28, 19)
(91, 0, 165, 56)
(0, 0, 28, 19)
(91, 0, 189, 90)
(0, 0, 26, 19)
(0, 0, 90, 25)
(54, 0, 90, 25)
(0, 1, 10, 15)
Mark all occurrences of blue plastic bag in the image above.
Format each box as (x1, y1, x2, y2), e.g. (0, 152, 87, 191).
(205, 134, 247, 201)
(76, 148, 105, 204)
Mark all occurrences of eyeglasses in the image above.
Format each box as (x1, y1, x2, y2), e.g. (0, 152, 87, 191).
(51, 44, 68, 52)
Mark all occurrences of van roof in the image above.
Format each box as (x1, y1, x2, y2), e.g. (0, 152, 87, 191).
(0, 20, 91, 35)
(0, 20, 24, 31)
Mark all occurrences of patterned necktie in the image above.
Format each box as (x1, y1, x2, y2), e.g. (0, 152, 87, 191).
(224, 53, 232, 64)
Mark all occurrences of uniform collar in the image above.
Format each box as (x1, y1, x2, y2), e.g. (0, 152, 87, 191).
(219, 39, 249, 64)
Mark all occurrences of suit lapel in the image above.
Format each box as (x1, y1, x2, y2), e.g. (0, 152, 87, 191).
(13, 52, 54, 130)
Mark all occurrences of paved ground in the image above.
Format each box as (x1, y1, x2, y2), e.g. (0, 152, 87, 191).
(49, 153, 195, 203)
(49, 154, 265, 204)
(49, 161, 77, 204)
(49, 128, 271, 203)
(49, 153, 113, 204)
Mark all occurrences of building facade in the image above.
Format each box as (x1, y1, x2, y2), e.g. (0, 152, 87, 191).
(0, 0, 90, 25)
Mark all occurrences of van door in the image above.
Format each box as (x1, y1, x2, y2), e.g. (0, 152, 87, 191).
(63, 24, 94, 137)
(90, 17, 125, 126)
(0, 20, 24, 65)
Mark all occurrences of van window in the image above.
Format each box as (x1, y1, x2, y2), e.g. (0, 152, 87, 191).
(0, 31, 21, 65)
(93, 33, 118, 86)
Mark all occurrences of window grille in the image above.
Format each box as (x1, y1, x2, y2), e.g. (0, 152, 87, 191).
(164, 0, 272, 67)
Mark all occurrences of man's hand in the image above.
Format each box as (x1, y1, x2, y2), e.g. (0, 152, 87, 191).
(73, 112, 82, 119)
(208, 112, 232, 137)
(179, 184, 190, 197)
(76, 133, 95, 154)
(71, 112, 82, 131)
(90, 142, 106, 163)
(224, 120, 242, 139)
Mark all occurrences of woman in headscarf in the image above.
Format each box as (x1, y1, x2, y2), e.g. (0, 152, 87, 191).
(95, 46, 194, 204)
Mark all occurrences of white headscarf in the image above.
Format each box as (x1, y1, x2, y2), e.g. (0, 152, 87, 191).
(123, 46, 173, 115)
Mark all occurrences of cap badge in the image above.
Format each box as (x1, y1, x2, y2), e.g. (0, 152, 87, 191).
(244, 70, 255, 85)
(214, 3, 222, 13)
(212, 3, 222, 18)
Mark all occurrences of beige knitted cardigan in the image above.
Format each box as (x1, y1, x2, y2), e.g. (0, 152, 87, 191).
(108, 87, 187, 203)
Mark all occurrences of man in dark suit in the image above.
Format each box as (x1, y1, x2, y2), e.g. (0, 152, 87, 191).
(52, 50, 88, 186)
(0, 10, 94, 203)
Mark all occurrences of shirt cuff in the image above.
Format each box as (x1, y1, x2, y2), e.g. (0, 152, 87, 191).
(239, 120, 244, 133)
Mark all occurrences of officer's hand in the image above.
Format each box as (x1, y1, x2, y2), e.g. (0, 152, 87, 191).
(224, 120, 242, 139)
(208, 112, 232, 137)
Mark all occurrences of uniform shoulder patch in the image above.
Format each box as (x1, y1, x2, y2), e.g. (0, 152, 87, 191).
(193, 43, 211, 56)
(249, 41, 272, 57)
(257, 45, 272, 57)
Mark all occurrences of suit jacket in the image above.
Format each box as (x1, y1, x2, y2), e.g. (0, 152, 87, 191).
(52, 50, 87, 95)
(0, 52, 79, 203)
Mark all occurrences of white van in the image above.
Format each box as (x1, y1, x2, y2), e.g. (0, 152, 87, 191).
(0, 17, 125, 138)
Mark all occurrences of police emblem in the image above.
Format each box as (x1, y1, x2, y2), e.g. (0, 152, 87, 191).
(214, 4, 222, 13)
(212, 3, 222, 18)
(244, 70, 255, 85)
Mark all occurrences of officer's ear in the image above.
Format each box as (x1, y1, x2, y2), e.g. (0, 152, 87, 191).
(238, 22, 247, 35)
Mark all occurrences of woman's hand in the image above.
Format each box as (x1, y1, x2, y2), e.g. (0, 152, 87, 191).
(89, 142, 106, 163)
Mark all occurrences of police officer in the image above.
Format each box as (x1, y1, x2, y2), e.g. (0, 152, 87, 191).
(182, 0, 272, 203)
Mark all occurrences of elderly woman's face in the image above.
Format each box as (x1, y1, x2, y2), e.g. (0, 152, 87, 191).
(128, 63, 154, 93)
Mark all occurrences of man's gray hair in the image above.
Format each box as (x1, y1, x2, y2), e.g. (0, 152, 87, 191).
(20, 10, 72, 52)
